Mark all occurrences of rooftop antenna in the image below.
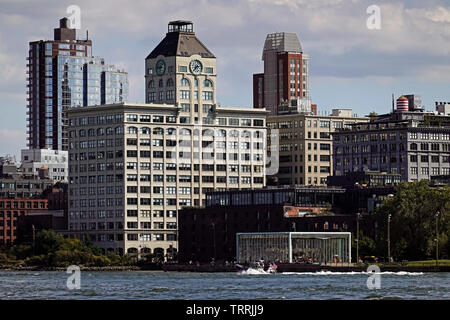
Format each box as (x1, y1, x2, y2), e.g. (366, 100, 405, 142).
(392, 93, 395, 113)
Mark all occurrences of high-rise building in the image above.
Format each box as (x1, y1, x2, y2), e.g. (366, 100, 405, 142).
(66, 21, 268, 257)
(26, 17, 128, 151)
(253, 32, 309, 115)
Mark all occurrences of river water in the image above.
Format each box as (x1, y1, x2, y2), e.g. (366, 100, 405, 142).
(0, 270, 448, 300)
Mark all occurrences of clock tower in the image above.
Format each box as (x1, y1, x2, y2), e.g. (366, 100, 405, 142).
(145, 21, 217, 121)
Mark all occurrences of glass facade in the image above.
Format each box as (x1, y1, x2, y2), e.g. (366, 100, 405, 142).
(28, 41, 128, 151)
(236, 232, 351, 264)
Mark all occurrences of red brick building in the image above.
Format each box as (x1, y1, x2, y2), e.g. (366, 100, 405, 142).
(0, 199, 48, 245)
(253, 32, 309, 115)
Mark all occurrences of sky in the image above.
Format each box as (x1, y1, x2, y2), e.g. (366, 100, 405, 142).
(0, 0, 449, 158)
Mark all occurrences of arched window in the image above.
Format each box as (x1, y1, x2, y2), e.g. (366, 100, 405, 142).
(410, 143, 417, 150)
(203, 79, 213, 88)
(148, 80, 154, 88)
(115, 126, 123, 135)
(241, 130, 251, 138)
(166, 128, 177, 135)
(202, 129, 214, 136)
(106, 127, 114, 135)
(127, 126, 138, 134)
(180, 78, 190, 86)
(158, 79, 163, 87)
(180, 128, 191, 136)
(166, 78, 174, 87)
(88, 129, 95, 137)
(153, 127, 164, 135)
(79, 129, 86, 137)
(217, 129, 226, 137)
(97, 128, 105, 136)
(140, 127, 151, 134)
(230, 130, 239, 137)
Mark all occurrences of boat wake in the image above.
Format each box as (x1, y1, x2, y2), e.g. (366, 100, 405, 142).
(239, 268, 273, 275)
(281, 271, 424, 276)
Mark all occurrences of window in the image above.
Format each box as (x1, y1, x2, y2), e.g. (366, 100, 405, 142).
(180, 90, 190, 99)
(205, 67, 213, 73)
(202, 91, 213, 100)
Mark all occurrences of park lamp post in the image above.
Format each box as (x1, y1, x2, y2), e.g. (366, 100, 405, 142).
(356, 213, 360, 264)
(387, 214, 392, 263)
(435, 211, 440, 267)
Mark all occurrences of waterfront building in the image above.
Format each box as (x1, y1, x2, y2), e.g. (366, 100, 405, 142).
(253, 32, 310, 116)
(177, 186, 396, 263)
(26, 17, 128, 151)
(332, 97, 450, 181)
(20, 149, 68, 182)
(267, 109, 369, 186)
(66, 19, 268, 258)
(236, 232, 351, 264)
(66, 102, 267, 257)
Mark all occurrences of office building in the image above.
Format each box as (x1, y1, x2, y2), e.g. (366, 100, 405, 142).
(26, 17, 128, 151)
(253, 32, 309, 115)
(21, 149, 68, 182)
(333, 96, 450, 181)
(66, 21, 268, 257)
(267, 109, 369, 186)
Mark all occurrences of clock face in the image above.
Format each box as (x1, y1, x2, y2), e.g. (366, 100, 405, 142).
(156, 59, 166, 76)
(189, 59, 203, 75)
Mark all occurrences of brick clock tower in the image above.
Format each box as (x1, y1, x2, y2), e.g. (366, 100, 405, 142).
(145, 21, 217, 120)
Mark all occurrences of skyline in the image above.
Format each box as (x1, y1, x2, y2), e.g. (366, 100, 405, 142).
(1, 0, 450, 157)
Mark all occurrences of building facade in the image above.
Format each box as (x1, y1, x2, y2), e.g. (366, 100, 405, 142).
(267, 109, 369, 186)
(178, 187, 383, 263)
(253, 32, 309, 115)
(0, 199, 49, 245)
(66, 100, 267, 256)
(332, 104, 450, 181)
(27, 17, 128, 151)
(21, 149, 68, 182)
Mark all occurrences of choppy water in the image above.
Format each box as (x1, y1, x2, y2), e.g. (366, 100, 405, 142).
(0, 270, 448, 300)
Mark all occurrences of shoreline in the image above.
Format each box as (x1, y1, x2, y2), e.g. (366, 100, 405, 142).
(1, 263, 449, 273)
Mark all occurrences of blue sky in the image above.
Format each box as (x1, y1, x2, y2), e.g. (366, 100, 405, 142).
(0, 0, 449, 157)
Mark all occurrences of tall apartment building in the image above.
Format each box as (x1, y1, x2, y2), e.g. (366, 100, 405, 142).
(66, 21, 268, 257)
(267, 109, 369, 186)
(26, 17, 128, 151)
(253, 32, 309, 115)
(333, 98, 450, 181)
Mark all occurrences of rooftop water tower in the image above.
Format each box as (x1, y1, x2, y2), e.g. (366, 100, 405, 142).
(396, 96, 409, 112)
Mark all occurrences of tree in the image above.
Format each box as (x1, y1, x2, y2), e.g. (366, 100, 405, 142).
(374, 181, 450, 260)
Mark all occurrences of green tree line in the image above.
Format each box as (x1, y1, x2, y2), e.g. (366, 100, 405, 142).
(0, 230, 133, 267)
(355, 181, 450, 261)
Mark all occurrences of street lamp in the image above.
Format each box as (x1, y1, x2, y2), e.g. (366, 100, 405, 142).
(435, 211, 439, 267)
(356, 213, 360, 264)
(387, 214, 391, 263)
(211, 222, 216, 261)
